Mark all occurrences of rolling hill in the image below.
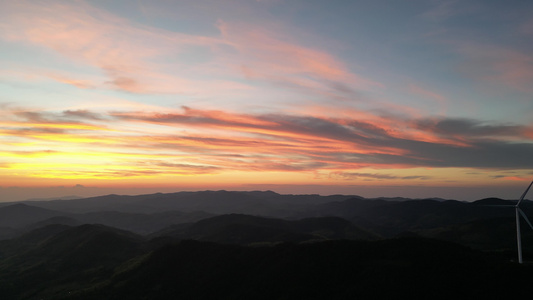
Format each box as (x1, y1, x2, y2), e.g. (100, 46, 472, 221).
(152, 214, 378, 244)
(1, 190, 533, 300)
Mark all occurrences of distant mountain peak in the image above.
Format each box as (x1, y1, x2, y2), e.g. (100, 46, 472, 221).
(23, 195, 82, 201)
(6, 203, 31, 208)
(471, 198, 511, 206)
(0, 203, 67, 228)
(1, 202, 54, 212)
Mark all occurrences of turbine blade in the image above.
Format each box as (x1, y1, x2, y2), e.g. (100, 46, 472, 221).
(517, 180, 533, 206)
(518, 208, 533, 230)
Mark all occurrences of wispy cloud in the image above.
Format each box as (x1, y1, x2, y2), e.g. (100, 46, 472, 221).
(327, 172, 432, 181)
(1, 1, 532, 190)
(216, 21, 382, 99)
(421, 0, 460, 21)
(408, 83, 446, 103)
(0, 0, 378, 106)
(46, 73, 97, 89)
(0, 1, 222, 94)
(421, 0, 480, 22)
(522, 17, 533, 35)
(452, 41, 533, 93)
(2, 105, 532, 183)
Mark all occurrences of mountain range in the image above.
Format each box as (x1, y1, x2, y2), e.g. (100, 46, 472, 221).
(0, 190, 532, 299)
(0, 190, 529, 247)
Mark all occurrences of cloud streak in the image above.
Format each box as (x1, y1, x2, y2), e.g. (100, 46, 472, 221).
(0, 0, 377, 108)
(327, 172, 432, 181)
(1, 1, 532, 194)
(2, 106, 532, 183)
(451, 40, 533, 93)
(0, 0, 222, 94)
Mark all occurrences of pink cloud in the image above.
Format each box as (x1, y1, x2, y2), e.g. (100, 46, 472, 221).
(408, 83, 446, 103)
(0, 1, 223, 94)
(47, 73, 96, 89)
(522, 17, 533, 35)
(216, 21, 383, 92)
(454, 41, 533, 93)
(2, 105, 533, 184)
(0, 1, 382, 108)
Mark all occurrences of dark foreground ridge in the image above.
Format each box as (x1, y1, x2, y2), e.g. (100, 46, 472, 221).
(0, 223, 532, 300)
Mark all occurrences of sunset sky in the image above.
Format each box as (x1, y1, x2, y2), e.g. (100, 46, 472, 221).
(1, 0, 532, 201)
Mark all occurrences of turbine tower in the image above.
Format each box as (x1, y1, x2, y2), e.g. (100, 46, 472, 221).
(514, 180, 533, 264)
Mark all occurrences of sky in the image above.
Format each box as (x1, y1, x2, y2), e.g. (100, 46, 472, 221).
(1, 0, 532, 202)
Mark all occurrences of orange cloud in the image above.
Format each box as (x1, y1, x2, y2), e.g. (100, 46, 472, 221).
(2, 105, 533, 184)
(46, 73, 96, 89)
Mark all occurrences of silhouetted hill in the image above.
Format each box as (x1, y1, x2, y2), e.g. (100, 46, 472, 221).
(26, 216, 81, 230)
(0, 224, 143, 267)
(68, 239, 533, 300)
(17, 223, 73, 245)
(23, 195, 83, 201)
(16, 190, 355, 216)
(0, 224, 72, 260)
(157, 214, 312, 244)
(291, 216, 376, 239)
(0, 208, 214, 240)
(152, 214, 378, 244)
(421, 216, 533, 252)
(0, 224, 144, 299)
(2, 191, 532, 252)
(0, 227, 18, 241)
(74, 210, 214, 235)
(471, 197, 511, 205)
(21, 193, 155, 213)
(2, 222, 533, 299)
(3, 190, 533, 298)
(36, 224, 143, 266)
(0, 203, 68, 228)
(312, 197, 526, 237)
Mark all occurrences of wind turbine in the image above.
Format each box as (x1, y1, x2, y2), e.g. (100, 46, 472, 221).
(514, 180, 533, 264)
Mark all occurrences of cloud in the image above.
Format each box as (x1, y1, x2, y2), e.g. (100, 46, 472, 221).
(0, 0, 380, 105)
(142, 161, 221, 174)
(62, 110, 106, 121)
(420, 0, 479, 22)
(47, 73, 96, 89)
(217, 21, 348, 81)
(103, 73, 143, 93)
(3, 109, 109, 131)
(327, 172, 432, 181)
(107, 107, 533, 170)
(408, 83, 446, 103)
(215, 20, 383, 99)
(421, 0, 460, 21)
(414, 117, 530, 139)
(0, 1, 223, 94)
(453, 41, 533, 92)
(2, 105, 533, 183)
(366, 139, 533, 169)
(522, 17, 533, 35)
